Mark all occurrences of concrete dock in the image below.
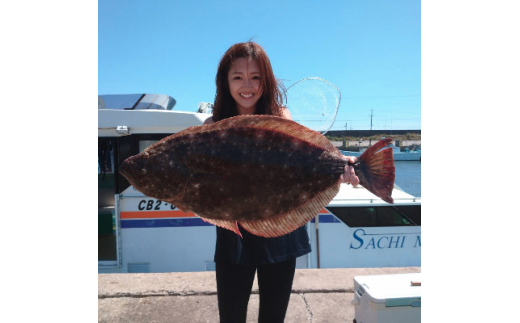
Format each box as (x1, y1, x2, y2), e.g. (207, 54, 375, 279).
(99, 267, 420, 322)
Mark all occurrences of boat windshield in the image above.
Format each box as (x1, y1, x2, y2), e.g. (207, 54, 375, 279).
(98, 94, 176, 110)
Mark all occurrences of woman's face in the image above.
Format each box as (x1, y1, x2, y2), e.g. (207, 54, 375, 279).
(227, 57, 263, 115)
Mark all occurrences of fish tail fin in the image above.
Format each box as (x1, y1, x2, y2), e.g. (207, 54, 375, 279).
(354, 138, 395, 204)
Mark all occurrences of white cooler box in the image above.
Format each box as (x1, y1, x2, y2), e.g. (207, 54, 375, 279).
(352, 273, 421, 323)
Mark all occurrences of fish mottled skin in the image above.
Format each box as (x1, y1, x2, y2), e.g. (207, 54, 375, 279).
(119, 115, 394, 237)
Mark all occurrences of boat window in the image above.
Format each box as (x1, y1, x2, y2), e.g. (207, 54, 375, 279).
(98, 138, 116, 200)
(166, 97, 177, 110)
(335, 207, 378, 227)
(133, 94, 175, 110)
(327, 205, 421, 227)
(139, 140, 159, 153)
(99, 94, 144, 110)
(98, 94, 176, 110)
(392, 205, 421, 226)
(98, 138, 120, 266)
(99, 207, 117, 261)
(98, 139, 114, 175)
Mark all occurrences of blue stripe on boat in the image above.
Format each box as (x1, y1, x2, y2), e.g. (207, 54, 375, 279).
(311, 214, 340, 223)
(121, 218, 214, 228)
(122, 214, 340, 228)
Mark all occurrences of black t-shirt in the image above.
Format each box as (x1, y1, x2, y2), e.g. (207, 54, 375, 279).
(214, 223, 312, 265)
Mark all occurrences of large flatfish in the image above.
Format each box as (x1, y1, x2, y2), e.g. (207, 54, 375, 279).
(119, 115, 395, 238)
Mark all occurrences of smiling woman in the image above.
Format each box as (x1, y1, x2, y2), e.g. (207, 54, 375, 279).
(211, 41, 286, 121)
(202, 41, 361, 323)
(227, 57, 263, 114)
(206, 41, 307, 323)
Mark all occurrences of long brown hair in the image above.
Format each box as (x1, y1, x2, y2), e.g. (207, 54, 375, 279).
(212, 41, 287, 121)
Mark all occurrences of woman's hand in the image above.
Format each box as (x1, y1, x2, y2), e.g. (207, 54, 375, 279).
(340, 156, 360, 187)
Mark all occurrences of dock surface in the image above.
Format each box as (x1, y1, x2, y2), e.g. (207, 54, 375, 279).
(99, 267, 420, 322)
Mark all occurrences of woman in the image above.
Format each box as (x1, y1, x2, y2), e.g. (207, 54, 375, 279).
(205, 41, 359, 323)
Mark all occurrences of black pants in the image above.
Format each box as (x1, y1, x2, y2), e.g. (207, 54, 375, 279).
(215, 258, 296, 323)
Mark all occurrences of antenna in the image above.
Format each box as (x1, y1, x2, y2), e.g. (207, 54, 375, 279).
(345, 120, 353, 131)
(370, 109, 373, 131)
(369, 110, 374, 146)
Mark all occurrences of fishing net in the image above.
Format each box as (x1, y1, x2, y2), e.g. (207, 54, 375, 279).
(285, 77, 341, 135)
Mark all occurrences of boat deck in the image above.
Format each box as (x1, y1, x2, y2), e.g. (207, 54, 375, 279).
(329, 182, 420, 206)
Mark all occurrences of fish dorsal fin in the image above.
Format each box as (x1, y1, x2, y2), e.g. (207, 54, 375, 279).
(238, 181, 340, 238)
(181, 115, 339, 154)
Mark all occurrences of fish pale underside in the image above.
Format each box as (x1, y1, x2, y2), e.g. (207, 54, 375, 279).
(119, 115, 395, 238)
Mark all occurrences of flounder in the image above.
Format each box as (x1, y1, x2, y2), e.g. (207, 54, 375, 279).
(119, 115, 395, 238)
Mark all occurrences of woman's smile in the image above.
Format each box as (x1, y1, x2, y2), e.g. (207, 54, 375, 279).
(228, 57, 263, 114)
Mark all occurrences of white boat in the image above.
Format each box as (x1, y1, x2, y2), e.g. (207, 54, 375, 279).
(341, 141, 421, 161)
(98, 94, 421, 273)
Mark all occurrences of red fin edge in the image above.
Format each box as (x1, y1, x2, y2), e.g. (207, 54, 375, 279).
(357, 138, 395, 204)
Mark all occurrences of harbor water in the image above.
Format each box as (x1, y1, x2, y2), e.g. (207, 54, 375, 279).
(394, 161, 421, 197)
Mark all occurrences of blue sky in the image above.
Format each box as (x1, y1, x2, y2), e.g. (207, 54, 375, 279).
(99, 0, 420, 130)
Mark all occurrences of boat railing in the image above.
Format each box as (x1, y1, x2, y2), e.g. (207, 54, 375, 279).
(330, 197, 421, 204)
